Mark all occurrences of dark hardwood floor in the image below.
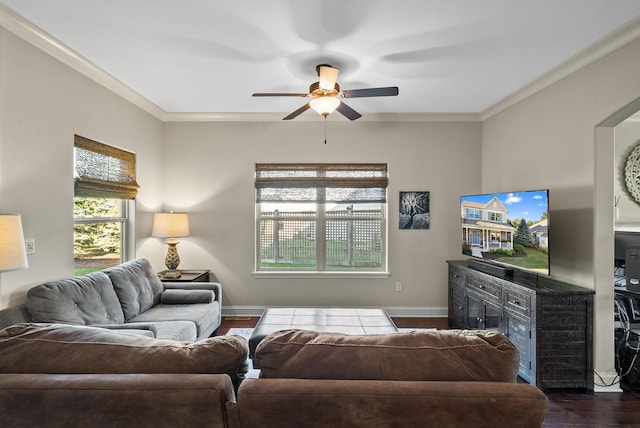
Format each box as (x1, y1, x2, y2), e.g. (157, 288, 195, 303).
(218, 316, 640, 427)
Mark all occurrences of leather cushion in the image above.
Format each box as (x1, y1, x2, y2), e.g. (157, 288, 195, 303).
(0, 323, 248, 383)
(256, 329, 519, 382)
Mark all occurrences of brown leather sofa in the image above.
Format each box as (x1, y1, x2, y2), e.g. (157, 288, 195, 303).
(0, 324, 548, 427)
(231, 329, 549, 428)
(0, 323, 248, 428)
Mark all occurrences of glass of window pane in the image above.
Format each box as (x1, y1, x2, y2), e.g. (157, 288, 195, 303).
(73, 197, 124, 275)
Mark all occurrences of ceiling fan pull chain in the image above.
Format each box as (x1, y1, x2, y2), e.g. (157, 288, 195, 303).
(324, 116, 327, 144)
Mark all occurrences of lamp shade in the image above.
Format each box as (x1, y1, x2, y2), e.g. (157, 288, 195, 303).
(152, 212, 190, 238)
(310, 96, 340, 116)
(0, 214, 28, 271)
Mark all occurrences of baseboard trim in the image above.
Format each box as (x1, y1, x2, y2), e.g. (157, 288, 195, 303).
(593, 371, 623, 392)
(593, 383, 623, 393)
(222, 305, 447, 318)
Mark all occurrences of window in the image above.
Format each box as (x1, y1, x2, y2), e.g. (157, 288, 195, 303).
(466, 208, 482, 220)
(489, 212, 502, 222)
(255, 163, 388, 273)
(73, 135, 139, 275)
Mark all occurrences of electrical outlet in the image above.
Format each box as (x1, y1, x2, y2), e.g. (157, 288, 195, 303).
(25, 239, 35, 255)
(395, 281, 402, 292)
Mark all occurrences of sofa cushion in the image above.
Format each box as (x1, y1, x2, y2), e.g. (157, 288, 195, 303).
(160, 289, 215, 304)
(104, 259, 164, 320)
(94, 321, 197, 341)
(255, 329, 519, 382)
(130, 302, 220, 339)
(0, 323, 248, 384)
(26, 272, 125, 325)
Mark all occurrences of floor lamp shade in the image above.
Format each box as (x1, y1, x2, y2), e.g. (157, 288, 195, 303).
(0, 214, 28, 271)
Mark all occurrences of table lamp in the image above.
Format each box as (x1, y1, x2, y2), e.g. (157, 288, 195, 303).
(0, 213, 29, 272)
(152, 212, 189, 278)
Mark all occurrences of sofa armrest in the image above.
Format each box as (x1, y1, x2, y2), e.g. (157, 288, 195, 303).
(160, 289, 215, 304)
(0, 305, 32, 330)
(0, 373, 236, 428)
(237, 379, 548, 428)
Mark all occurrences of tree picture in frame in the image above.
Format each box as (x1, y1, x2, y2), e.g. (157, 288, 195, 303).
(399, 191, 430, 229)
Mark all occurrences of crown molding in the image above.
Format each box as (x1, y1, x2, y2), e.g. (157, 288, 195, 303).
(163, 111, 481, 122)
(0, 3, 166, 120)
(481, 15, 640, 121)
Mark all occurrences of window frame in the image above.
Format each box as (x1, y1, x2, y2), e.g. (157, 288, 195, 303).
(466, 208, 482, 220)
(489, 211, 503, 222)
(254, 163, 389, 278)
(73, 198, 134, 265)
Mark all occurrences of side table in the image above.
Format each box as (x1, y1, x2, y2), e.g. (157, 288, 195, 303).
(158, 270, 210, 282)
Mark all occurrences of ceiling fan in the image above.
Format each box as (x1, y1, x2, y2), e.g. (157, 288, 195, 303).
(252, 64, 399, 120)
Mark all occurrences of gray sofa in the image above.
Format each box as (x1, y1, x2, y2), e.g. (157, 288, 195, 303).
(0, 258, 222, 341)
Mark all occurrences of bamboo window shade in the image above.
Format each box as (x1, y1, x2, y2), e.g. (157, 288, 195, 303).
(255, 163, 388, 203)
(74, 135, 140, 199)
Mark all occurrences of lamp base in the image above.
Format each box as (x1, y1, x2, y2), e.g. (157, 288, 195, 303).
(164, 241, 181, 272)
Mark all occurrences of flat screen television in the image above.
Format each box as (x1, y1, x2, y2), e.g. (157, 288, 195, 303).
(460, 189, 550, 276)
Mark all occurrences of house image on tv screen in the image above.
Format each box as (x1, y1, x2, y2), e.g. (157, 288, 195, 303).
(461, 196, 515, 257)
(460, 190, 550, 275)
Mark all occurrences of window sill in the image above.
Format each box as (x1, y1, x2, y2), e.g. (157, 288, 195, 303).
(252, 271, 391, 279)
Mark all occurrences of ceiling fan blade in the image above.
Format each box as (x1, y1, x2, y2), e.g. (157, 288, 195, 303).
(253, 93, 309, 97)
(283, 103, 311, 120)
(336, 101, 362, 121)
(342, 87, 399, 98)
(318, 65, 339, 91)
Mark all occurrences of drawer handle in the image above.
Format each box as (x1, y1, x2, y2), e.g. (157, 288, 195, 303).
(513, 300, 521, 306)
(454, 274, 460, 278)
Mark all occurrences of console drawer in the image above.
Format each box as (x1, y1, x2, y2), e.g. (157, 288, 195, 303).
(504, 286, 532, 318)
(466, 275, 501, 301)
(449, 264, 466, 287)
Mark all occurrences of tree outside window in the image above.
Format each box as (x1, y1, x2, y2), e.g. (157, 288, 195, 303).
(74, 197, 125, 275)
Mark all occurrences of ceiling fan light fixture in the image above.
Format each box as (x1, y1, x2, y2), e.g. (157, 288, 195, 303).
(318, 65, 339, 91)
(310, 96, 340, 117)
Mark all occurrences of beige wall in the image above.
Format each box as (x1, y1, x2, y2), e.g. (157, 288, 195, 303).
(0, 30, 163, 307)
(482, 37, 640, 387)
(141, 120, 482, 314)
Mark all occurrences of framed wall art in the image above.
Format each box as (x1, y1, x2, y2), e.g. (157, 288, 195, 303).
(399, 191, 430, 229)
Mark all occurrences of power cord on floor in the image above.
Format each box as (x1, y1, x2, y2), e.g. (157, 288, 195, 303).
(593, 370, 620, 388)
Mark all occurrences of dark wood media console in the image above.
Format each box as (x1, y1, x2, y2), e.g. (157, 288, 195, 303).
(447, 260, 594, 391)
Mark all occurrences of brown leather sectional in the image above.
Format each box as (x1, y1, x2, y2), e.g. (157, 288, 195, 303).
(0, 323, 548, 427)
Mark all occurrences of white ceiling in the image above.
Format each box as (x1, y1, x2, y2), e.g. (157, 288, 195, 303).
(1, 0, 640, 120)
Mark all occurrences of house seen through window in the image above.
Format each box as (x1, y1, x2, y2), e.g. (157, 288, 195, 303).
(255, 163, 388, 272)
(73, 135, 139, 275)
